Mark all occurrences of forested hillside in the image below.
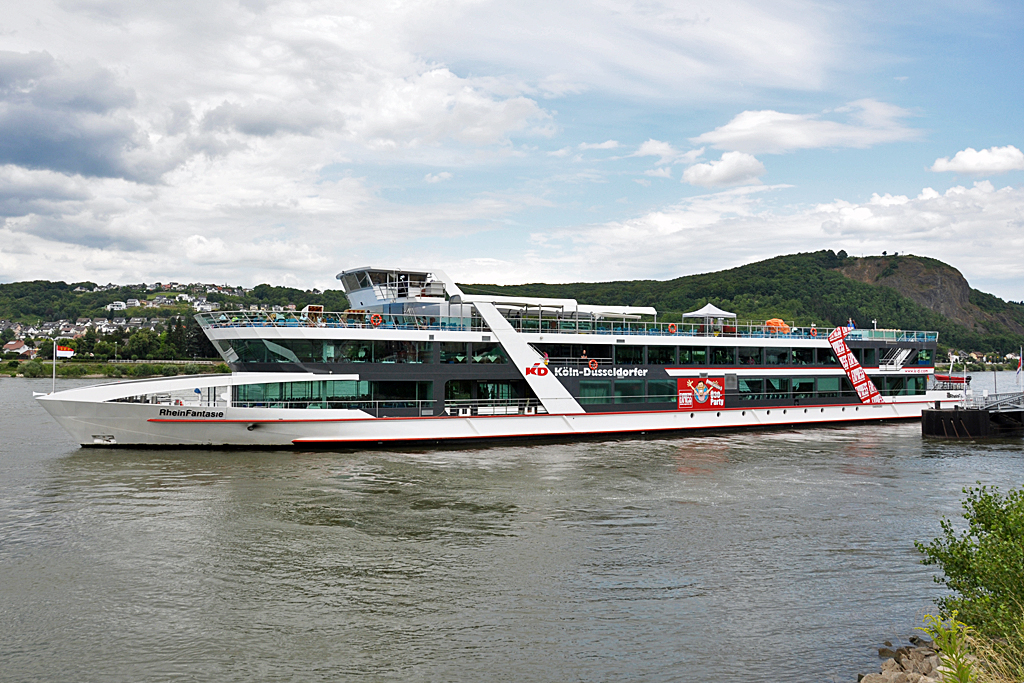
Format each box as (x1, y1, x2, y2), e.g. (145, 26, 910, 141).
(0, 281, 349, 323)
(461, 251, 1024, 353)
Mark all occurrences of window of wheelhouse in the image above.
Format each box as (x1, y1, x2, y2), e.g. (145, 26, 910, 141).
(679, 346, 706, 365)
(916, 349, 934, 366)
(861, 348, 877, 366)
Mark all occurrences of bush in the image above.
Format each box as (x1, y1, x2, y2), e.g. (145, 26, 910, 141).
(916, 484, 1024, 638)
(161, 365, 179, 376)
(7, 360, 19, 369)
(102, 365, 124, 378)
(57, 364, 88, 378)
(214, 363, 230, 373)
(21, 360, 46, 378)
(181, 363, 201, 375)
(129, 364, 155, 377)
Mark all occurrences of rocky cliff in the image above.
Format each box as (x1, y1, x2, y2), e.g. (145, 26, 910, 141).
(838, 256, 1024, 337)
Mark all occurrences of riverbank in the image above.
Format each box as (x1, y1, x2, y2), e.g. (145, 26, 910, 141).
(3, 359, 228, 379)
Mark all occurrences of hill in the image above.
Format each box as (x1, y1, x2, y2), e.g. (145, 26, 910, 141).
(0, 281, 349, 324)
(459, 251, 1024, 354)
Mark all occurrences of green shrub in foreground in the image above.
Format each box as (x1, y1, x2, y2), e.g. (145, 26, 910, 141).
(917, 484, 1024, 639)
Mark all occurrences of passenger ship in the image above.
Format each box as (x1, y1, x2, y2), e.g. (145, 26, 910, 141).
(37, 267, 962, 447)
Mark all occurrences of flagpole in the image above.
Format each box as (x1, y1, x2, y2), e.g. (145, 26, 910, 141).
(52, 341, 56, 394)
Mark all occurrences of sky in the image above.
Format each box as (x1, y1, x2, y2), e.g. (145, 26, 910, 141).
(1, 0, 1022, 300)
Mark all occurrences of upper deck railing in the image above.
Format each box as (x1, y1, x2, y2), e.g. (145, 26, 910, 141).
(196, 311, 938, 343)
(196, 311, 489, 332)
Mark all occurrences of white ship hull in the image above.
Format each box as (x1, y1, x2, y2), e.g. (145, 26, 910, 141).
(38, 388, 959, 448)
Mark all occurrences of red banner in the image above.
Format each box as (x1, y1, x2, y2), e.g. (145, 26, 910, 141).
(677, 377, 725, 410)
(827, 327, 884, 404)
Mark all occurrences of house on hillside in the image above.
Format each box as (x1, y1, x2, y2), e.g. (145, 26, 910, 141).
(106, 301, 127, 311)
(4, 340, 37, 359)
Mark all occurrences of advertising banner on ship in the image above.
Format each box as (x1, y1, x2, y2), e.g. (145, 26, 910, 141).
(677, 377, 724, 410)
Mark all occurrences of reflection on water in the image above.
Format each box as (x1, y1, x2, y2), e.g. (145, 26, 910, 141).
(2, 378, 1023, 682)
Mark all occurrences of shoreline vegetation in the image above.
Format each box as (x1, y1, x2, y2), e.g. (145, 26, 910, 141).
(862, 485, 1024, 682)
(4, 359, 229, 379)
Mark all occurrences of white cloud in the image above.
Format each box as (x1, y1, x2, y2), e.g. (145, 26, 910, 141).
(682, 152, 765, 187)
(632, 140, 703, 165)
(930, 145, 1024, 175)
(644, 167, 672, 178)
(517, 182, 1024, 300)
(578, 140, 619, 150)
(410, 0, 839, 99)
(691, 99, 919, 154)
(424, 172, 453, 183)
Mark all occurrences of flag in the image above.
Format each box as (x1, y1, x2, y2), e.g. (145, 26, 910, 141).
(56, 345, 75, 358)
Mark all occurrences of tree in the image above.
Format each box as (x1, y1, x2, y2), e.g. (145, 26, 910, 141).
(1, 328, 13, 342)
(916, 484, 1024, 638)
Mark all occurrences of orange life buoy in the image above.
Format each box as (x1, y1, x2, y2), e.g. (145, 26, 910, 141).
(668, 323, 677, 334)
(588, 358, 598, 370)
(810, 327, 817, 337)
(370, 313, 383, 327)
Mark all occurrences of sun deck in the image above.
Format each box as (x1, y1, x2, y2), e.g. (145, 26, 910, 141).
(195, 310, 937, 342)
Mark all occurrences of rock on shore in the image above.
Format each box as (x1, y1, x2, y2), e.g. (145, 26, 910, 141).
(858, 638, 945, 683)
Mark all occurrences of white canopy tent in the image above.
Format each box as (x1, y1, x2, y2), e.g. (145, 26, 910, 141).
(682, 303, 736, 320)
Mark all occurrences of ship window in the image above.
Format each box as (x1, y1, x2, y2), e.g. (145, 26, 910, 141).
(765, 377, 789, 398)
(881, 377, 907, 396)
(441, 343, 468, 364)
(373, 340, 433, 364)
(818, 349, 839, 366)
(471, 343, 508, 364)
(647, 346, 676, 365)
(862, 348, 876, 366)
(906, 376, 927, 395)
(614, 380, 645, 403)
(614, 345, 644, 365)
(738, 347, 762, 365)
(817, 377, 840, 397)
(341, 274, 361, 292)
(710, 347, 735, 366)
(840, 377, 855, 396)
(326, 380, 371, 400)
(647, 380, 676, 403)
(579, 380, 612, 404)
(793, 378, 815, 399)
(336, 340, 374, 363)
(850, 348, 862, 363)
(765, 348, 789, 365)
(445, 380, 472, 400)
(357, 272, 373, 288)
(916, 349, 933, 365)
(792, 348, 814, 366)
(737, 378, 763, 400)
(679, 346, 707, 365)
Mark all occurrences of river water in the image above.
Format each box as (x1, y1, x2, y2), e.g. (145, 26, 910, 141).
(1, 374, 1022, 682)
